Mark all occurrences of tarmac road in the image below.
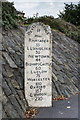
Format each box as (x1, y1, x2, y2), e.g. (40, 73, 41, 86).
(35, 94, 79, 119)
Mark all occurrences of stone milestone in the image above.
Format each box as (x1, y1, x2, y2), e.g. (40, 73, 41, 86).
(25, 22, 52, 107)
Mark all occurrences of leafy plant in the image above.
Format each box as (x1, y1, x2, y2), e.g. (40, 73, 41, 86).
(58, 2, 80, 26)
(2, 2, 18, 30)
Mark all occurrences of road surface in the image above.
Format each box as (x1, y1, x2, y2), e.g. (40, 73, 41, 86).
(35, 95, 79, 119)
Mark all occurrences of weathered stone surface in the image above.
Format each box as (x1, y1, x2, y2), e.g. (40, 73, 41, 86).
(4, 102, 20, 118)
(15, 94, 26, 113)
(11, 80, 20, 89)
(8, 47, 15, 53)
(5, 78, 17, 95)
(8, 94, 25, 117)
(0, 101, 2, 120)
(2, 110, 7, 118)
(5, 66, 14, 78)
(3, 52, 17, 68)
(57, 75, 65, 84)
(13, 69, 24, 89)
(0, 74, 2, 86)
(16, 90, 28, 111)
(25, 22, 52, 107)
(2, 92, 8, 105)
(2, 78, 12, 96)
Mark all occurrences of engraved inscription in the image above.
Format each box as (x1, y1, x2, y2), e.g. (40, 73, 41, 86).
(25, 22, 52, 107)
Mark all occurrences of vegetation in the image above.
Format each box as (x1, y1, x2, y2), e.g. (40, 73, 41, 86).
(26, 15, 80, 43)
(58, 2, 80, 26)
(2, 2, 18, 29)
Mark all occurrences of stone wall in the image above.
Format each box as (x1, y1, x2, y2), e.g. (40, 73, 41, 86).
(2, 26, 80, 118)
